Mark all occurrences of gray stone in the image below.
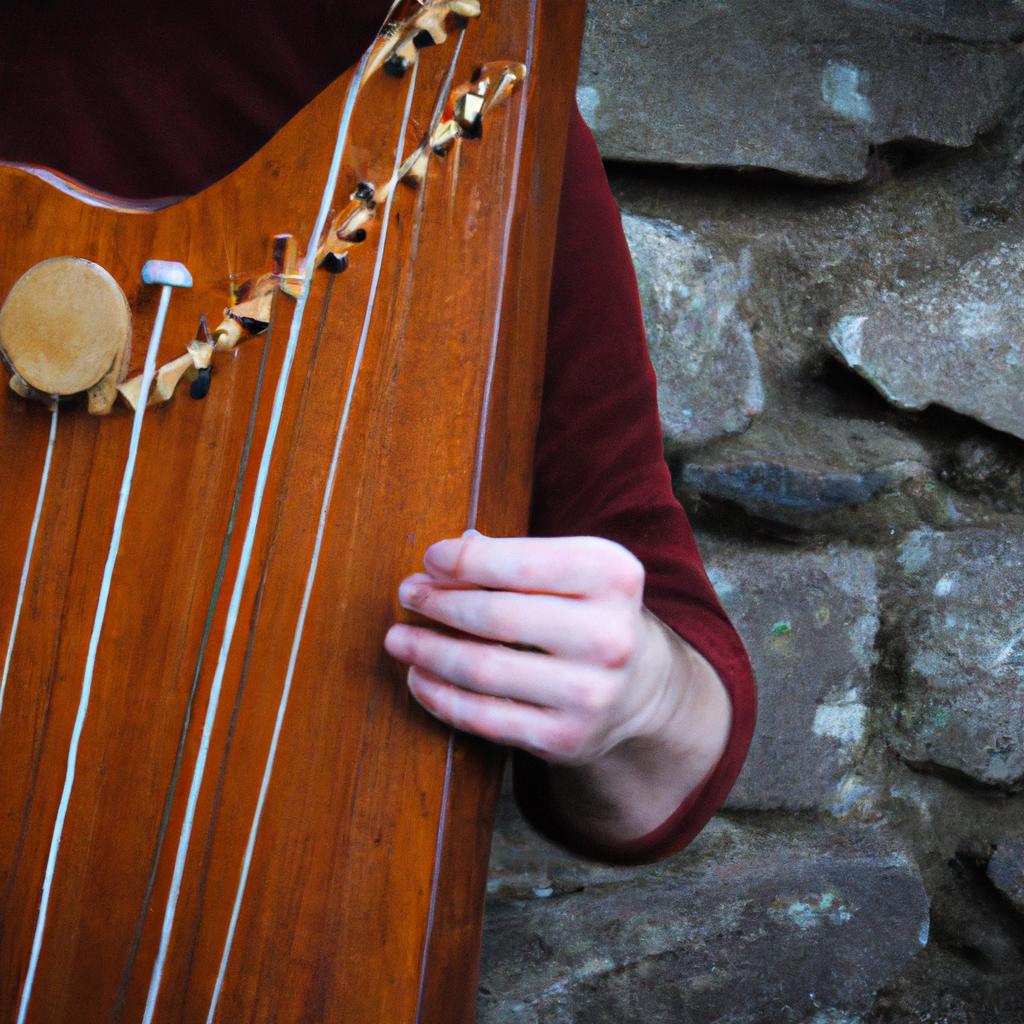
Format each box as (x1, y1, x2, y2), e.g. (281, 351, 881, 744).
(611, 97, 1024, 404)
(679, 413, 931, 523)
(987, 839, 1024, 915)
(828, 242, 1024, 441)
(480, 817, 929, 1024)
(890, 528, 1024, 788)
(542, 11, 1024, 1016)
(579, 0, 1024, 183)
(701, 543, 879, 812)
(622, 212, 764, 448)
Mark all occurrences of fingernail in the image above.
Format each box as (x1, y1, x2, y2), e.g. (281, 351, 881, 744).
(407, 666, 421, 692)
(398, 580, 414, 607)
(383, 623, 404, 652)
(424, 539, 458, 574)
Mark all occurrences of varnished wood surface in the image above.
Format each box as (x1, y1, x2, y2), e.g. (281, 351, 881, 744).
(0, 2, 586, 1021)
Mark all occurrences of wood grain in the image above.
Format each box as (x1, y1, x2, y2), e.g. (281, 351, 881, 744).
(0, 3, 586, 1020)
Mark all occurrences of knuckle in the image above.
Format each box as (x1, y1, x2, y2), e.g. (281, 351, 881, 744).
(453, 534, 483, 581)
(610, 549, 645, 597)
(515, 555, 546, 590)
(546, 721, 590, 762)
(477, 599, 512, 639)
(401, 628, 426, 663)
(575, 679, 613, 717)
(585, 538, 645, 596)
(467, 647, 505, 692)
(476, 714, 509, 745)
(592, 622, 636, 668)
(444, 692, 472, 733)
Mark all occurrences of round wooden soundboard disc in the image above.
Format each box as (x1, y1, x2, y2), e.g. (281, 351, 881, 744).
(0, 257, 131, 396)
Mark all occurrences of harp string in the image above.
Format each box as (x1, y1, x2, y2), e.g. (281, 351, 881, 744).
(0, 400, 58, 726)
(205, 14, 477, 1009)
(203, 56, 423, 1023)
(110, 302, 280, 1022)
(416, 0, 540, 1017)
(138, 8, 401, 1015)
(17, 284, 174, 1024)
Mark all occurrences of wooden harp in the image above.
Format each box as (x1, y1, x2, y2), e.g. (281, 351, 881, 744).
(0, 2, 586, 1020)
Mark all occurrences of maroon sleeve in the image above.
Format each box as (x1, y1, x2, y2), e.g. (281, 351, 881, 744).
(514, 108, 757, 865)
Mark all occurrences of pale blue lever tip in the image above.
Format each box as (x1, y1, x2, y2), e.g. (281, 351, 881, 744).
(142, 260, 193, 288)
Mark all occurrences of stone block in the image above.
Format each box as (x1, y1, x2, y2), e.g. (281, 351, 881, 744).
(622, 213, 763, 448)
(701, 542, 879, 812)
(890, 528, 1024, 788)
(579, 0, 1024, 183)
(828, 242, 1024, 441)
(987, 839, 1024, 916)
(481, 816, 928, 1023)
(679, 413, 930, 527)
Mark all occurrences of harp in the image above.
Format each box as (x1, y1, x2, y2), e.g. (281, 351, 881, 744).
(0, 2, 586, 1020)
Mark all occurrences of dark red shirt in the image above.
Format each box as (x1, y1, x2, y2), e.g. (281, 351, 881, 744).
(0, 0, 755, 863)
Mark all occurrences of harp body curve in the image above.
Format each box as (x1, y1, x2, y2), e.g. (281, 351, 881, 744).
(0, 2, 586, 1020)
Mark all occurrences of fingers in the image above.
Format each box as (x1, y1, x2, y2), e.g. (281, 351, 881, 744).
(422, 534, 644, 599)
(397, 574, 638, 666)
(405, 666, 601, 765)
(383, 534, 653, 763)
(384, 622, 610, 712)
(406, 666, 551, 753)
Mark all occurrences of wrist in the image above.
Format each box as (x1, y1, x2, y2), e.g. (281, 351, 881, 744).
(648, 615, 733, 771)
(543, 611, 733, 842)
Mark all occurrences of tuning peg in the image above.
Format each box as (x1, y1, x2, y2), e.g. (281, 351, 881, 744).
(353, 181, 377, 205)
(320, 251, 350, 274)
(212, 318, 244, 350)
(383, 52, 412, 78)
(447, 0, 481, 30)
(186, 316, 215, 401)
(455, 92, 485, 139)
(189, 367, 212, 400)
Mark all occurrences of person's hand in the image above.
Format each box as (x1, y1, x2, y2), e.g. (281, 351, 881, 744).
(383, 532, 681, 765)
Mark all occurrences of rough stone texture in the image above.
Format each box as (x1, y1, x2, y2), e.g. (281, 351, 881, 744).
(889, 528, 1024, 788)
(701, 542, 878, 812)
(621, 212, 763, 447)
(828, 242, 1024, 441)
(484, 13, 1024, 1023)
(986, 839, 1024, 915)
(481, 815, 929, 1024)
(486, 787, 663, 902)
(578, 0, 1024, 183)
(678, 413, 931, 524)
(610, 78, 1024, 402)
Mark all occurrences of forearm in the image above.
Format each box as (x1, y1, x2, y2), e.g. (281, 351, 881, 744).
(541, 611, 733, 844)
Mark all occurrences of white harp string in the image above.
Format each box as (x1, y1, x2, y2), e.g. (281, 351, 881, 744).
(416, 1, 540, 1018)
(205, 58, 421, 1023)
(17, 285, 173, 1024)
(139, 6, 403, 1014)
(0, 400, 58, 724)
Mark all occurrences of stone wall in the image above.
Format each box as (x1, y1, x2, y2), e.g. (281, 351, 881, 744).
(480, 3, 1024, 1022)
